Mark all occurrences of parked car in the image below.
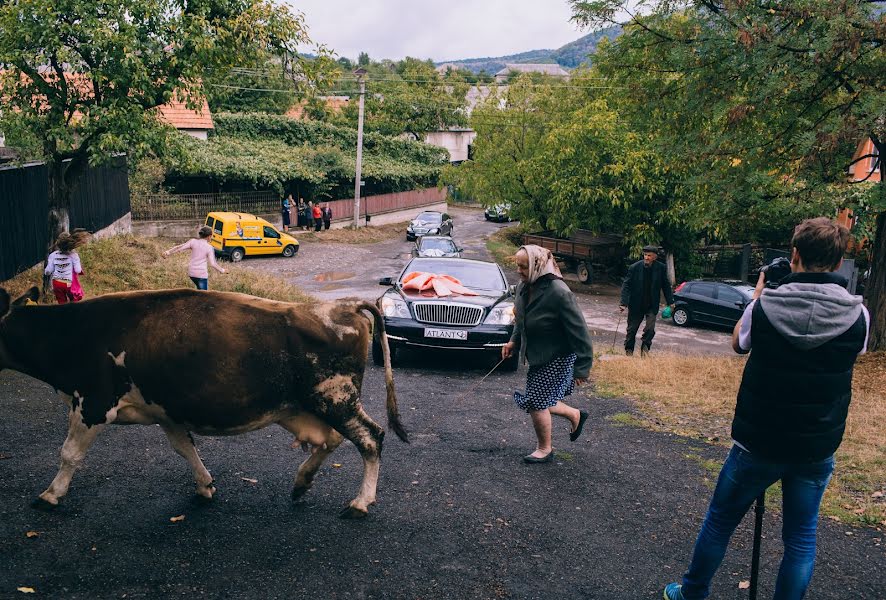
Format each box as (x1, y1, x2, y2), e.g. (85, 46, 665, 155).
(205, 212, 299, 262)
(411, 235, 462, 258)
(406, 211, 453, 241)
(375, 257, 517, 370)
(484, 203, 512, 222)
(671, 279, 755, 328)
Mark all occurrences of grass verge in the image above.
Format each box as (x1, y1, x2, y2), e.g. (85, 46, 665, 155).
(296, 221, 410, 244)
(1, 235, 313, 303)
(593, 352, 886, 527)
(486, 225, 524, 268)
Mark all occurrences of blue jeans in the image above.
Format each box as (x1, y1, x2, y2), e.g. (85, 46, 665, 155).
(189, 277, 208, 290)
(681, 445, 834, 600)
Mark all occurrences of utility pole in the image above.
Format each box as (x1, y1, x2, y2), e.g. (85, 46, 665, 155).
(353, 68, 366, 228)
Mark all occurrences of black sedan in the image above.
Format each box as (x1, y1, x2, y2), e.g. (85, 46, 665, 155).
(405, 211, 453, 241)
(484, 203, 512, 222)
(671, 279, 755, 328)
(374, 257, 517, 370)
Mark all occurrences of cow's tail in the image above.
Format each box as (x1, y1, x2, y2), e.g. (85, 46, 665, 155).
(357, 302, 409, 443)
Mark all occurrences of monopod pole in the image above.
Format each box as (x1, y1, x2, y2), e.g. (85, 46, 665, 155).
(749, 492, 766, 599)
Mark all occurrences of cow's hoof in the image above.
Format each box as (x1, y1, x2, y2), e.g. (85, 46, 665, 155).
(31, 497, 58, 511)
(291, 486, 310, 501)
(338, 505, 369, 519)
(193, 493, 215, 506)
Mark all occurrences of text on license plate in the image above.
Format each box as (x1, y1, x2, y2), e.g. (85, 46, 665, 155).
(424, 328, 467, 340)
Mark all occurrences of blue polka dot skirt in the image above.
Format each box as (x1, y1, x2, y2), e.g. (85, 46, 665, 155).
(514, 353, 577, 412)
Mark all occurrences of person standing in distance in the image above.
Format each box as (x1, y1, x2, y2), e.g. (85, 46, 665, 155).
(619, 245, 674, 356)
(663, 217, 870, 600)
(502, 245, 593, 463)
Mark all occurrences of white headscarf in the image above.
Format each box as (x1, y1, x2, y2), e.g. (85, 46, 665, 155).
(519, 244, 562, 284)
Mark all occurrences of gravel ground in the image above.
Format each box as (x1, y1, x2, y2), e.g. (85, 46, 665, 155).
(1, 207, 882, 598)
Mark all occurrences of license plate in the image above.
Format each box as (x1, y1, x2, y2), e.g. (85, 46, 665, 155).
(424, 328, 467, 340)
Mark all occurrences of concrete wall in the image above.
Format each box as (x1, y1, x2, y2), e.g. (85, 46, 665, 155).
(91, 212, 132, 240)
(132, 202, 449, 238)
(424, 130, 477, 163)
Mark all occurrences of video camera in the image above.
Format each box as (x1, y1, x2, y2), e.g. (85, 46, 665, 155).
(761, 256, 792, 288)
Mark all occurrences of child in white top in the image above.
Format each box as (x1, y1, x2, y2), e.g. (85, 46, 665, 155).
(163, 226, 226, 290)
(45, 229, 90, 304)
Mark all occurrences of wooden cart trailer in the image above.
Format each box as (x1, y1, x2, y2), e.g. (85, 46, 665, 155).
(521, 230, 624, 284)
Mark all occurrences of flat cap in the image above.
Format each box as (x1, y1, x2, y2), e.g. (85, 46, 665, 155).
(642, 245, 659, 253)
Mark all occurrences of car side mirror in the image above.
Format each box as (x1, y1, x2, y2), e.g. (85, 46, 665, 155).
(457, 248, 463, 253)
(508, 284, 517, 296)
(379, 277, 395, 286)
(735, 301, 745, 307)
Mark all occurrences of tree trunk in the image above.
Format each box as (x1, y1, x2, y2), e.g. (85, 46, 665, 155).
(865, 211, 886, 352)
(42, 159, 71, 301)
(665, 252, 676, 287)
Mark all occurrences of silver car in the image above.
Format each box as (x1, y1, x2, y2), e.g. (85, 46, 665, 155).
(411, 235, 463, 258)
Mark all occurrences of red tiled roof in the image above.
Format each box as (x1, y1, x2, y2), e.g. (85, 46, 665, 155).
(156, 97, 214, 130)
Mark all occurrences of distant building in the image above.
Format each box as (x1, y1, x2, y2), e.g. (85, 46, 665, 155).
(848, 137, 881, 183)
(156, 97, 214, 140)
(424, 128, 477, 163)
(494, 63, 570, 83)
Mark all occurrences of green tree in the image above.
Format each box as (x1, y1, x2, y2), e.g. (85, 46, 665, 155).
(0, 0, 316, 264)
(446, 72, 705, 272)
(334, 57, 469, 140)
(571, 0, 886, 350)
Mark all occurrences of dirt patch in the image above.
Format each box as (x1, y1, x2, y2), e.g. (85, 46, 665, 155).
(593, 351, 886, 527)
(296, 221, 410, 244)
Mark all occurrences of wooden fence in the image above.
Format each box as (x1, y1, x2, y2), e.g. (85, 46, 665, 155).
(0, 158, 130, 282)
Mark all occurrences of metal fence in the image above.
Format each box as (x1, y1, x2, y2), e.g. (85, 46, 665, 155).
(693, 244, 790, 282)
(132, 190, 279, 220)
(132, 187, 447, 222)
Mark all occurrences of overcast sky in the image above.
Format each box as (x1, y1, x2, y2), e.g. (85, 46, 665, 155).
(288, 0, 586, 62)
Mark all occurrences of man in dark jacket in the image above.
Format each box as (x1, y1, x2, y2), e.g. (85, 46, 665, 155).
(619, 245, 675, 356)
(322, 204, 333, 230)
(663, 217, 870, 600)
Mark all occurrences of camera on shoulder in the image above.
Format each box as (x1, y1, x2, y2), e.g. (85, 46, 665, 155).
(761, 256, 792, 287)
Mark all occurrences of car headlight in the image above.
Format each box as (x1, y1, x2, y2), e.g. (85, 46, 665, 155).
(381, 296, 410, 318)
(484, 303, 515, 325)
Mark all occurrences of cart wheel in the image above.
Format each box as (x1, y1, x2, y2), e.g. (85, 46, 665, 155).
(576, 261, 593, 284)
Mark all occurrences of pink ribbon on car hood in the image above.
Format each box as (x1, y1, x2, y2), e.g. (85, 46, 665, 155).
(401, 272, 478, 297)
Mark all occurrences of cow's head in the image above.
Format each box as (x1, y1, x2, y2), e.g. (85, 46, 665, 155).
(0, 286, 40, 371)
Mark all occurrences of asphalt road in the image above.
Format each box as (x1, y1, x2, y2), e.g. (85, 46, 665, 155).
(1, 208, 883, 599)
(248, 206, 736, 356)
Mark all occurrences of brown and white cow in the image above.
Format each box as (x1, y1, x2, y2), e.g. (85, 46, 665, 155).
(0, 286, 408, 518)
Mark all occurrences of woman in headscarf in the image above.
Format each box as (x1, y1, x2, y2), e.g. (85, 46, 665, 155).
(502, 245, 594, 463)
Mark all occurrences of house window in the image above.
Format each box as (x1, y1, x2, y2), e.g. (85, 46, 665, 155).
(872, 144, 880, 173)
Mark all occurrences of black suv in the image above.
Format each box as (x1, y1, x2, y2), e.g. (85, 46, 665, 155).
(672, 279, 755, 328)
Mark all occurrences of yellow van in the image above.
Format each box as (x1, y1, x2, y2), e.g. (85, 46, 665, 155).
(204, 212, 299, 262)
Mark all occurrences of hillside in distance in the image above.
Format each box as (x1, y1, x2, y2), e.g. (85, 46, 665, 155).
(437, 25, 621, 74)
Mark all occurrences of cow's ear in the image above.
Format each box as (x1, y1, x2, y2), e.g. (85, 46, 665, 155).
(11, 286, 40, 307)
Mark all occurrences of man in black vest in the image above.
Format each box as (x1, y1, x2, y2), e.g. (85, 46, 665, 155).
(619, 245, 675, 356)
(664, 218, 870, 600)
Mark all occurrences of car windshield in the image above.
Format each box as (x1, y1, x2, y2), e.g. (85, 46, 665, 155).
(401, 259, 506, 291)
(421, 238, 457, 252)
(733, 286, 755, 298)
(415, 212, 442, 224)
